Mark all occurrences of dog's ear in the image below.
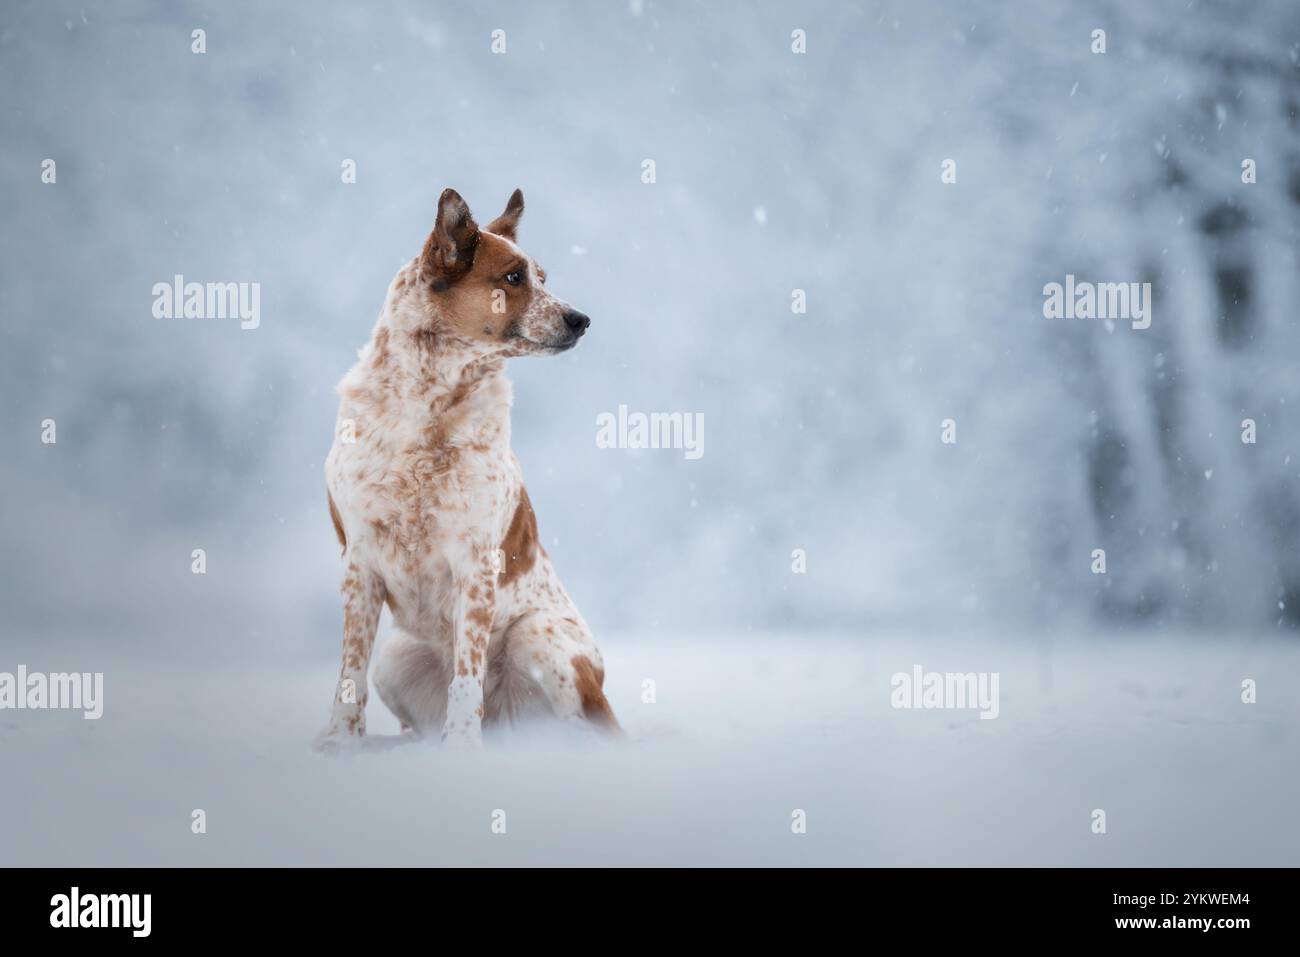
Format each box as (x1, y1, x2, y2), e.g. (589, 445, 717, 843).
(421, 188, 481, 290)
(485, 188, 524, 242)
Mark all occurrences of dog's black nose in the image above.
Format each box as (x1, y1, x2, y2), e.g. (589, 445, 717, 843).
(563, 310, 591, 334)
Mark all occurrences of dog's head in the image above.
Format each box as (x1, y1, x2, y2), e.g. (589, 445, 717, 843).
(413, 188, 589, 357)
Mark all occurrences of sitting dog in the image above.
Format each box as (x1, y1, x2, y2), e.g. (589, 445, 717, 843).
(314, 188, 617, 749)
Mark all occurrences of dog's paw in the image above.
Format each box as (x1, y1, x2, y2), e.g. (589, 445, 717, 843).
(312, 723, 365, 754)
(439, 721, 483, 750)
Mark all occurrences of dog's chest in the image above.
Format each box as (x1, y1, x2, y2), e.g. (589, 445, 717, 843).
(332, 386, 517, 573)
(367, 448, 509, 548)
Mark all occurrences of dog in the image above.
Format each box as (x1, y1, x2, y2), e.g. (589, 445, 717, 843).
(314, 187, 617, 749)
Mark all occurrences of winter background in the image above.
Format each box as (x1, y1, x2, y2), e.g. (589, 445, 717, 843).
(2, 0, 1299, 865)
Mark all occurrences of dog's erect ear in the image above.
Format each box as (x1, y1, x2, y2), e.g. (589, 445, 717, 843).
(485, 188, 524, 242)
(421, 188, 481, 290)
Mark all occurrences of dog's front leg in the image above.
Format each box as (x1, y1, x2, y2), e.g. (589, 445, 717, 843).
(441, 554, 496, 747)
(313, 559, 386, 751)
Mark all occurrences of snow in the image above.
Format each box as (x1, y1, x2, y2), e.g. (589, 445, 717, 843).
(3, 633, 1297, 866)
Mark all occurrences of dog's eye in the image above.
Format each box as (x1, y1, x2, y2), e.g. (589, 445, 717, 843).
(504, 270, 523, 286)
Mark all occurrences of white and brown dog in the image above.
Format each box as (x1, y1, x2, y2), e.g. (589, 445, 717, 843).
(314, 187, 617, 750)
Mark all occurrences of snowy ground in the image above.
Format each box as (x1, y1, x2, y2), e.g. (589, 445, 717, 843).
(3, 632, 1297, 866)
